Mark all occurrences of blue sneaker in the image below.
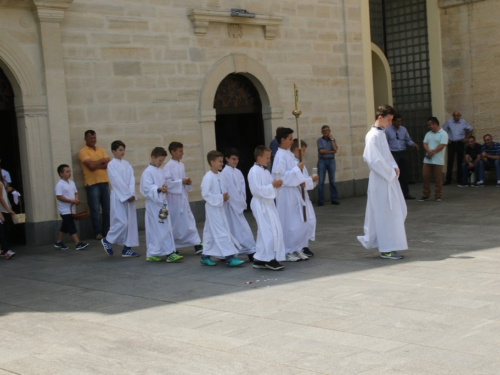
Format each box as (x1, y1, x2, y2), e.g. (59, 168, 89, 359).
(101, 238, 113, 255)
(54, 241, 69, 250)
(227, 257, 245, 267)
(122, 248, 140, 258)
(200, 257, 216, 266)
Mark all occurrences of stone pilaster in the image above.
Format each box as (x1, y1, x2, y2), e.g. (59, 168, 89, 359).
(33, 0, 74, 182)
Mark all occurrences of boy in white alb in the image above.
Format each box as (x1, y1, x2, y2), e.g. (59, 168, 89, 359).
(162, 142, 203, 254)
(54, 164, 89, 251)
(271, 128, 310, 262)
(200, 150, 244, 267)
(221, 148, 256, 260)
(101, 140, 140, 258)
(140, 147, 183, 263)
(248, 146, 285, 271)
(291, 139, 318, 257)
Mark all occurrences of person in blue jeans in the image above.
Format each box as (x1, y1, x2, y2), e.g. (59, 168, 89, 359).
(476, 134, 500, 187)
(78, 130, 111, 239)
(316, 125, 339, 206)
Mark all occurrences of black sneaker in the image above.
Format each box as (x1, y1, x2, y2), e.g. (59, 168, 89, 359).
(194, 243, 203, 254)
(265, 259, 285, 271)
(247, 253, 255, 261)
(317, 202, 324, 207)
(302, 247, 314, 257)
(457, 184, 468, 188)
(435, 196, 442, 202)
(418, 196, 430, 202)
(54, 241, 69, 250)
(252, 260, 267, 269)
(331, 201, 340, 205)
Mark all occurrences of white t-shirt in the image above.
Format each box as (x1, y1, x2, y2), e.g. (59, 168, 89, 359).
(1, 169, 11, 184)
(55, 179, 77, 215)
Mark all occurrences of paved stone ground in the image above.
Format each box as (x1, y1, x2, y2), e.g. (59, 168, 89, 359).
(1, 183, 500, 374)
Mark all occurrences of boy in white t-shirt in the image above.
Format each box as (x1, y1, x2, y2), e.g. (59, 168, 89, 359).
(54, 164, 89, 251)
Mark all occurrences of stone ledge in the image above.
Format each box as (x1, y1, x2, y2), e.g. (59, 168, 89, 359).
(438, 0, 485, 8)
(187, 9, 282, 40)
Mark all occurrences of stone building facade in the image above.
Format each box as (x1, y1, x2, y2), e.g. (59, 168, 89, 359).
(0, 0, 495, 245)
(440, 0, 500, 138)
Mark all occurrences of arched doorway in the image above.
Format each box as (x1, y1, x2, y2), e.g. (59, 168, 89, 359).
(371, 43, 393, 112)
(214, 74, 265, 208)
(0, 66, 25, 244)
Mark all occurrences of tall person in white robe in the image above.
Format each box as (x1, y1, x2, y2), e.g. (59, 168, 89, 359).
(291, 139, 318, 258)
(221, 148, 256, 259)
(163, 142, 203, 254)
(139, 147, 183, 263)
(271, 128, 310, 262)
(101, 141, 140, 257)
(248, 146, 285, 271)
(200, 151, 244, 267)
(357, 105, 408, 260)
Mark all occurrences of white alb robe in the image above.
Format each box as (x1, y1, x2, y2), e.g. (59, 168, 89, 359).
(140, 165, 176, 257)
(221, 165, 256, 255)
(294, 159, 317, 247)
(106, 158, 139, 247)
(357, 127, 408, 252)
(248, 165, 285, 262)
(201, 171, 240, 258)
(163, 159, 201, 248)
(272, 148, 308, 254)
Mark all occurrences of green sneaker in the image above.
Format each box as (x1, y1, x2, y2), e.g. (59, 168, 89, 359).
(227, 257, 245, 267)
(146, 256, 162, 262)
(166, 252, 184, 263)
(200, 257, 216, 266)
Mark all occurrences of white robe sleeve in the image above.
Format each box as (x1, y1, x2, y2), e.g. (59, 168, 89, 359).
(201, 173, 223, 207)
(364, 136, 397, 182)
(108, 160, 133, 203)
(222, 167, 247, 214)
(302, 166, 315, 191)
(273, 152, 305, 187)
(249, 168, 275, 199)
(163, 162, 184, 195)
(127, 162, 136, 198)
(140, 168, 165, 204)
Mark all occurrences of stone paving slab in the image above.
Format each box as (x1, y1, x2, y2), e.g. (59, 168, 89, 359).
(1, 184, 500, 374)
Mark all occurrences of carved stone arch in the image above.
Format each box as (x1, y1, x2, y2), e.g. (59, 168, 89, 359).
(371, 43, 393, 110)
(198, 53, 283, 169)
(0, 34, 43, 100)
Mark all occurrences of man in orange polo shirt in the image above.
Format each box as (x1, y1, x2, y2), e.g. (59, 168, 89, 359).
(78, 130, 111, 240)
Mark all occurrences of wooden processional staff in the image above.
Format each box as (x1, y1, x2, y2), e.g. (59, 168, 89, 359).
(293, 83, 307, 222)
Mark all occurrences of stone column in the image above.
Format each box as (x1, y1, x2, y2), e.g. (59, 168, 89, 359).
(199, 108, 217, 173)
(23, 0, 74, 245)
(33, 0, 74, 180)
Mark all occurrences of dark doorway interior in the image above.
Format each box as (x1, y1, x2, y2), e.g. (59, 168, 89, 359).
(0, 67, 25, 245)
(214, 74, 265, 208)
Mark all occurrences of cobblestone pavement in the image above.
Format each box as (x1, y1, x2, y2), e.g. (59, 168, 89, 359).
(1, 184, 500, 374)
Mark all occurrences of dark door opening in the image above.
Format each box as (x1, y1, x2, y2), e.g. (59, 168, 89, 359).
(0, 66, 25, 245)
(214, 74, 265, 209)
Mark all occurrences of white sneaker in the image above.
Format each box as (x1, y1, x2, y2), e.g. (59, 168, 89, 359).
(4, 250, 15, 260)
(285, 253, 300, 262)
(294, 250, 309, 260)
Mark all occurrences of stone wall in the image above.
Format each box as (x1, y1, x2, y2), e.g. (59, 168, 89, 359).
(440, 0, 500, 139)
(60, 0, 369, 207)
